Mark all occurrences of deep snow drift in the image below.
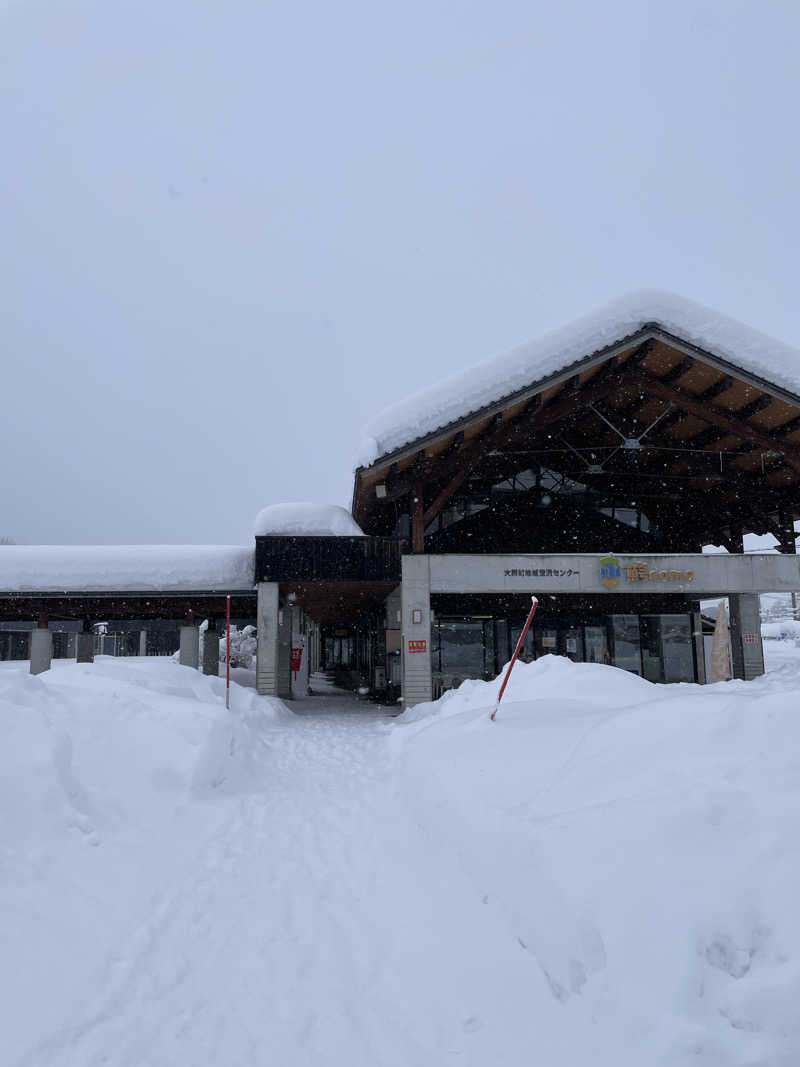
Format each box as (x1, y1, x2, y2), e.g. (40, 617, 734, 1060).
(2, 654, 800, 1066)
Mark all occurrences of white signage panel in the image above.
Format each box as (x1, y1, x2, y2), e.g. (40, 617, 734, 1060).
(428, 553, 800, 597)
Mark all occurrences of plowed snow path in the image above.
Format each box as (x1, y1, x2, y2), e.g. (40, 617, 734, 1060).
(20, 703, 542, 1067)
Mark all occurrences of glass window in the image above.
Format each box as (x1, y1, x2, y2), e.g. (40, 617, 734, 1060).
(609, 614, 642, 675)
(510, 620, 535, 664)
(482, 619, 495, 679)
(536, 628, 559, 658)
(584, 625, 609, 665)
(563, 626, 583, 662)
(640, 616, 661, 682)
(641, 615, 695, 683)
(438, 620, 485, 677)
(430, 620, 441, 672)
(494, 618, 510, 672)
(614, 507, 638, 528)
(324, 635, 353, 668)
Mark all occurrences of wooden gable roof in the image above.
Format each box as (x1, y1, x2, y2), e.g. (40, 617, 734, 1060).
(353, 324, 800, 551)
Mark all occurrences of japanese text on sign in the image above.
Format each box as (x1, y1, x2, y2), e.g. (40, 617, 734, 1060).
(504, 568, 577, 578)
(625, 562, 694, 582)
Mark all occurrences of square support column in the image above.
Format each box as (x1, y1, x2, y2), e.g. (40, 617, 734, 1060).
(256, 582, 280, 696)
(179, 625, 200, 668)
(203, 621, 220, 676)
(401, 554, 432, 707)
(277, 604, 293, 699)
(729, 593, 765, 681)
(30, 625, 52, 675)
(76, 628, 94, 664)
(691, 604, 706, 685)
(139, 630, 147, 657)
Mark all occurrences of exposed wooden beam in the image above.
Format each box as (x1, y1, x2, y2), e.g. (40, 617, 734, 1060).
(698, 375, 735, 401)
(775, 413, 800, 438)
(423, 467, 471, 525)
(735, 394, 774, 420)
(660, 355, 695, 383)
(379, 366, 629, 506)
(677, 424, 746, 451)
(627, 370, 800, 474)
(365, 353, 800, 530)
(360, 342, 660, 520)
(411, 484, 425, 553)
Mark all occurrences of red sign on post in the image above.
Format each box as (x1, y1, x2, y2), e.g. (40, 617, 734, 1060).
(290, 639, 304, 678)
(408, 639, 427, 653)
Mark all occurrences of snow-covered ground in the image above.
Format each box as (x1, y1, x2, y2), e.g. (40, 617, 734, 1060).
(3, 653, 800, 1066)
(764, 637, 800, 674)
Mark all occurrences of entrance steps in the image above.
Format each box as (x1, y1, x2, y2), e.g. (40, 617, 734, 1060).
(310, 670, 337, 686)
(308, 670, 342, 696)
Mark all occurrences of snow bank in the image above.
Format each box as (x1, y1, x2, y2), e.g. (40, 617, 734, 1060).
(762, 618, 800, 639)
(391, 655, 800, 1064)
(358, 289, 800, 465)
(0, 544, 254, 593)
(0, 657, 288, 1063)
(5, 652, 800, 1065)
(254, 501, 364, 536)
(400, 652, 661, 726)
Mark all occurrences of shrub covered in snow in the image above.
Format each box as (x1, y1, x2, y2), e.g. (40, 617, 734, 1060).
(219, 624, 257, 669)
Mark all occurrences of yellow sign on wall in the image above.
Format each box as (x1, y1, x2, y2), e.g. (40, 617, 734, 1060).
(601, 555, 694, 585)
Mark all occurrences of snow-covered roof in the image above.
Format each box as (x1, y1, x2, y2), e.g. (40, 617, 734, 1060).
(357, 289, 800, 467)
(254, 503, 364, 537)
(0, 545, 254, 593)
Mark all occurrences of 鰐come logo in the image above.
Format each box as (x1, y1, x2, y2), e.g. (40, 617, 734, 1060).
(600, 555, 621, 588)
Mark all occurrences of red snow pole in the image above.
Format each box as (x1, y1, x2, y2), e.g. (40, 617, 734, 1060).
(225, 594, 231, 711)
(490, 595, 538, 722)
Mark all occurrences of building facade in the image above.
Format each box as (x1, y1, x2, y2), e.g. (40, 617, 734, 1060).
(255, 294, 800, 703)
(2, 293, 799, 701)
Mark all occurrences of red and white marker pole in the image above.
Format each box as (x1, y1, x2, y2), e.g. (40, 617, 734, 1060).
(225, 594, 231, 711)
(490, 595, 538, 722)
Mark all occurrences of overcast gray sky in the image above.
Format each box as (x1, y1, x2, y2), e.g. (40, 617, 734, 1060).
(2, 0, 799, 545)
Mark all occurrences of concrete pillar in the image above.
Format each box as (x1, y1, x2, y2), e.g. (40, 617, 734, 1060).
(729, 593, 765, 681)
(76, 620, 94, 664)
(690, 605, 706, 685)
(76, 633, 94, 663)
(30, 620, 52, 675)
(139, 630, 147, 657)
(179, 625, 200, 668)
(203, 621, 220, 676)
(277, 602, 293, 698)
(776, 509, 798, 622)
(256, 582, 280, 695)
(401, 553, 432, 707)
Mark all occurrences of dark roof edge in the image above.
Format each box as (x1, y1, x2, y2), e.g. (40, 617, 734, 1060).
(0, 589, 257, 599)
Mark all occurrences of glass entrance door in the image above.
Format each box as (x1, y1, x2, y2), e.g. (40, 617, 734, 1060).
(609, 614, 642, 675)
(584, 625, 609, 665)
(640, 615, 695, 682)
